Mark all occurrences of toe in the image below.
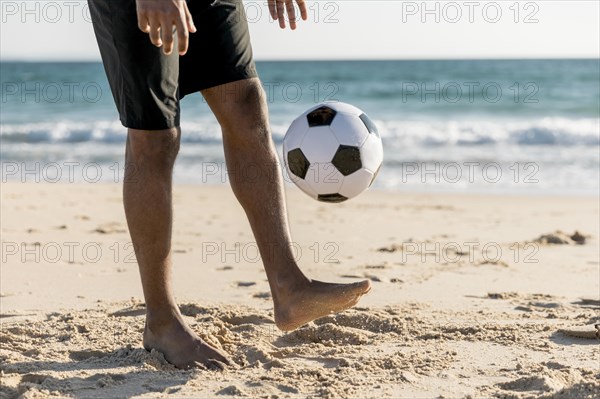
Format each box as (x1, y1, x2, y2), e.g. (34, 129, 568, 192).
(211, 349, 232, 365)
(195, 361, 211, 370)
(210, 359, 229, 371)
(357, 279, 372, 293)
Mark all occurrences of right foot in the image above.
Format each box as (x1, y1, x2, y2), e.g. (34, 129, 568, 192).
(143, 314, 232, 370)
(273, 278, 372, 331)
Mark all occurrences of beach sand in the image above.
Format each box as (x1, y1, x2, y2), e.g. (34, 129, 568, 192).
(1, 182, 599, 398)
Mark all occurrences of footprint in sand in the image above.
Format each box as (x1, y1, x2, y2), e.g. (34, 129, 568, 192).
(69, 349, 108, 361)
(110, 304, 146, 317)
(365, 264, 388, 269)
(573, 298, 600, 307)
(340, 273, 383, 283)
(533, 230, 587, 245)
(94, 222, 127, 234)
(558, 324, 600, 339)
(364, 274, 383, 282)
(377, 244, 403, 253)
(217, 385, 247, 396)
(237, 281, 257, 287)
(20, 374, 51, 384)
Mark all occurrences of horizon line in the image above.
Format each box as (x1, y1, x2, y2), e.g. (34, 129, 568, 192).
(1, 56, 599, 63)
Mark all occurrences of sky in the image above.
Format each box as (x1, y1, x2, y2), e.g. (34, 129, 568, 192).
(0, 0, 599, 61)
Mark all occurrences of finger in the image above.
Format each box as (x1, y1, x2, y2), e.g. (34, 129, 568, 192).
(137, 12, 150, 33)
(296, 0, 308, 21)
(148, 20, 162, 47)
(160, 18, 175, 55)
(285, 0, 296, 29)
(276, 0, 286, 28)
(175, 17, 189, 55)
(183, 2, 197, 33)
(268, 0, 277, 20)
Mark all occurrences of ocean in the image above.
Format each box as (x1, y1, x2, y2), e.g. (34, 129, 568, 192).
(1, 59, 599, 195)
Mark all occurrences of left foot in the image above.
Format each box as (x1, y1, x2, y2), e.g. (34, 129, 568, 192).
(143, 312, 232, 370)
(272, 278, 371, 331)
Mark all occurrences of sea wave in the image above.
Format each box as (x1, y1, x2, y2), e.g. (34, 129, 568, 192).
(1, 117, 598, 147)
(378, 118, 600, 147)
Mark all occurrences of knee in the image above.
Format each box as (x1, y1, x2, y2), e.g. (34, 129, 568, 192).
(219, 80, 269, 135)
(126, 127, 181, 167)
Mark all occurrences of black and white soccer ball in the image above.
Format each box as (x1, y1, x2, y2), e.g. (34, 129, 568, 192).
(283, 101, 383, 203)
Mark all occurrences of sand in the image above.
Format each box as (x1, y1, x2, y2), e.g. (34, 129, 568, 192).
(1, 182, 599, 398)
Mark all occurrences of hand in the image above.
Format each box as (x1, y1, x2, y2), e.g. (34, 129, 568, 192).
(136, 0, 197, 55)
(268, 0, 308, 30)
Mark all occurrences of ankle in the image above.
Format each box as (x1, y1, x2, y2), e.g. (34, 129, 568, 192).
(273, 269, 309, 294)
(145, 305, 182, 332)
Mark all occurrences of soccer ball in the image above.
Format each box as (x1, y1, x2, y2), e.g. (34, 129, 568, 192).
(283, 101, 383, 203)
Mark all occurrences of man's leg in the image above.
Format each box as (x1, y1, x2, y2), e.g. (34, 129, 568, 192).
(123, 127, 231, 369)
(202, 79, 372, 331)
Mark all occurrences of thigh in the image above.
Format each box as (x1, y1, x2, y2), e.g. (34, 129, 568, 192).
(88, 0, 180, 130)
(179, 0, 258, 97)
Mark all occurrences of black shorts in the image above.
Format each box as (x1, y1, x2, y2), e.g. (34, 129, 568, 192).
(89, 0, 257, 130)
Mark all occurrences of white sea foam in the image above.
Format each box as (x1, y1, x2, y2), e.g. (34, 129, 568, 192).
(377, 118, 600, 147)
(2, 117, 598, 147)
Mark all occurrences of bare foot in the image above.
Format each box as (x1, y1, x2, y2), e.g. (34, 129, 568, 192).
(273, 278, 372, 331)
(143, 314, 232, 370)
